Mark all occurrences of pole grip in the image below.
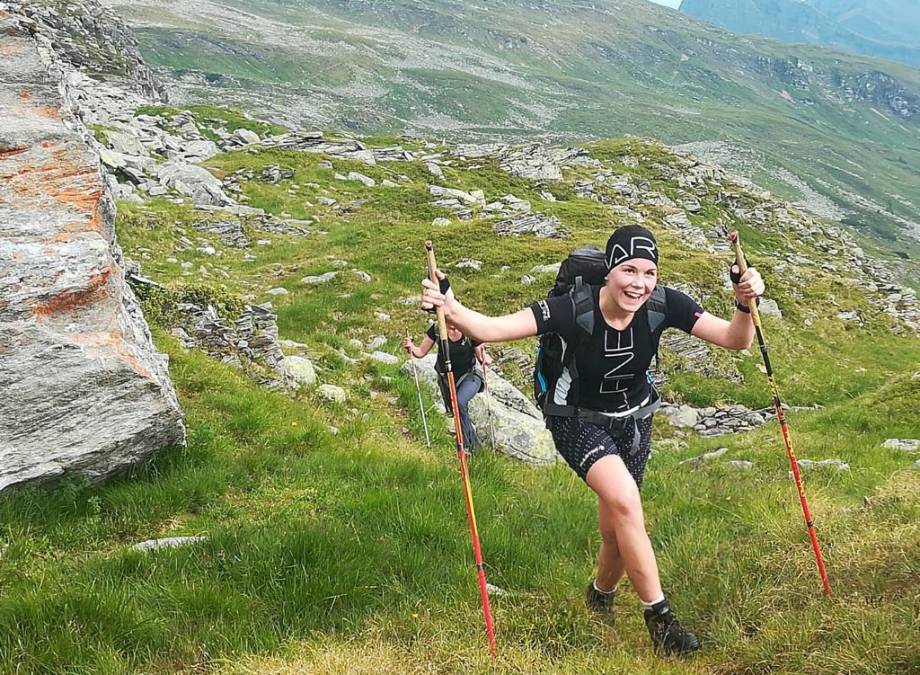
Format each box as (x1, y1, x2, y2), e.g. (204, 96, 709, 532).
(425, 241, 449, 340)
(729, 231, 764, 328)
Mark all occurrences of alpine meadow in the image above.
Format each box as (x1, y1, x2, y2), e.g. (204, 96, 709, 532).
(1, 1, 918, 674)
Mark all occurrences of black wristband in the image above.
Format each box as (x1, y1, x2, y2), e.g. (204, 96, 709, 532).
(734, 299, 751, 314)
(439, 275, 451, 294)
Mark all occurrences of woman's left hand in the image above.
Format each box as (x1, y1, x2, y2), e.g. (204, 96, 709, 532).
(732, 265, 765, 304)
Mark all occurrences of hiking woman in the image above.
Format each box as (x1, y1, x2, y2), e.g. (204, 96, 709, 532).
(420, 225, 764, 656)
(404, 323, 492, 452)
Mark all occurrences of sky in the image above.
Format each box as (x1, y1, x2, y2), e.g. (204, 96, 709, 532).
(647, 0, 682, 8)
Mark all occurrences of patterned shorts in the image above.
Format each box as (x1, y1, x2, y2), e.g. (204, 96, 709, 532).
(548, 414, 654, 487)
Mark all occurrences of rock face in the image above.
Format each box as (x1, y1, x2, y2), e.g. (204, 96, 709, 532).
(0, 11, 185, 490)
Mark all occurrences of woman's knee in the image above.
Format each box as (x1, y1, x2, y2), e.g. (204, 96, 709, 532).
(599, 485, 643, 525)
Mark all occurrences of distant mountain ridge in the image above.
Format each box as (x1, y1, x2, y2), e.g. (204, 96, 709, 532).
(680, 0, 920, 68)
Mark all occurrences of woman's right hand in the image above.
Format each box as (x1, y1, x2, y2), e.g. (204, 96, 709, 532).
(421, 269, 456, 316)
(403, 336, 414, 353)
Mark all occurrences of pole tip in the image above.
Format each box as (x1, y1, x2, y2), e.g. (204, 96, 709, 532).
(425, 240, 433, 250)
(728, 230, 739, 243)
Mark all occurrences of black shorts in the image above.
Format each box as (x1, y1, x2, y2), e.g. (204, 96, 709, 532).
(548, 414, 653, 487)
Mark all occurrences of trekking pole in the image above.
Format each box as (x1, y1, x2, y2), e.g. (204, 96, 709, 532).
(405, 328, 431, 447)
(425, 241, 498, 657)
(480, 355, 497, 449)
(730, 231, 832, 597)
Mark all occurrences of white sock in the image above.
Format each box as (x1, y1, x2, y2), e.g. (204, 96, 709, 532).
(593, 579, 615, 595)
(641, 594, 666, 609)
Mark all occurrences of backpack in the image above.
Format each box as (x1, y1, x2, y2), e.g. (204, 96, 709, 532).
(532, 246, 668, 418)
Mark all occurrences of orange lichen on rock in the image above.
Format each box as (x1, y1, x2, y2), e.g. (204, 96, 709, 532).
(0, 147, 27, 160)
(33, 267, 112, 318)
(19, 88, 31, 102)
(68, 326, 154, 380)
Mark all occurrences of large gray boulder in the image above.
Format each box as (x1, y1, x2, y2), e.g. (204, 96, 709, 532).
(156, 161, 232, 206)
(0, 17, 185, 491)
(403, 354, 559, 465)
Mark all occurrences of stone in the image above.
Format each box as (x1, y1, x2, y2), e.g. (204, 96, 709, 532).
(352, 270, 372, 282)
(317, 384, 347, 403)
(728, 460, 754, 470)
(156, 161, 232, 207)
(232, 128, 260, 145)
(266, 287, 289, 296)
(796, 459, 850, 472)
(531, 262, 562, 275)
(301, 272, 338, 284)
(494, 214, 568, 239)
(0, 29, 185, 491)
(374, 311, 391, 321)
(367, 336, 387, 350)
(132, 536, 207, 552)
(283, 355, 317, 386)
(883, 438, 919, 452)
(662, 405, 700, 428)
(368, 351, 399, 365)
(402, 355, 558, 464)
(432, 217, 451, 227)
(455, 259, 483, 271)
(679, 447, 728, 467)
(758, 298, 782, 319)
(347, 171, 376, 187)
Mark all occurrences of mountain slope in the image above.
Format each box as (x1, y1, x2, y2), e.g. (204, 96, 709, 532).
(97, 0, 920, 271)
(680, 0, 920, 68)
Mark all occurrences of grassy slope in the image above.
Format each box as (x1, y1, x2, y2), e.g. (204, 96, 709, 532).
(1, 127, 918, 673)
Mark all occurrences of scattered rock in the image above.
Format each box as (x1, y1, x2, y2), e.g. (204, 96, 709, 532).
(883, 439, 919, 452)
(301, 272, 338, 284)
(317, 384, 347, 403)
(661, 404, 699, 428)
(368, 351, 399, 365)
(283, 355, 317, 386)
(679, 447, 728, 467)
(132, 536, 206, 552)
(796, 458, 849, 472)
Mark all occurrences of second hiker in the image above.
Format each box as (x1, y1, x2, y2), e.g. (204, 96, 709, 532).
(404, 322, 492, 452)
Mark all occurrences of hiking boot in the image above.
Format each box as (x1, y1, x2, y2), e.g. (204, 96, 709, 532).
(585, 581, 616, 615)
(644, 603, 701, 656)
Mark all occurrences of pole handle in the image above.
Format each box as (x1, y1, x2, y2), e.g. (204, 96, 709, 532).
(425, 241, 450, 341)
(729, 231, 764, 328)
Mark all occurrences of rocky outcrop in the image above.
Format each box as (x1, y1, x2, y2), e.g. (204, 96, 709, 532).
(5, 0, 164, 100)
(0, 10, 184, 490)
(402, 354, 559, 465)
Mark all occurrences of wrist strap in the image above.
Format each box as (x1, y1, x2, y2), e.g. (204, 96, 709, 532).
(735, 299, 752, 314)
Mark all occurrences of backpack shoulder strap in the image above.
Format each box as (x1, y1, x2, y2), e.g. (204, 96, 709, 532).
(646, 285, 668, 334)
(571, 278, 595, 337)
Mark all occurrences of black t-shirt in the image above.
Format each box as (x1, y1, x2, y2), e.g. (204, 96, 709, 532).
(426, 323, 481, 377)
(530, 286, 703, 414)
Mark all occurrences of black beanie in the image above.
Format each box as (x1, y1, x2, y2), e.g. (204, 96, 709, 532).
(605, 225, 659, 270)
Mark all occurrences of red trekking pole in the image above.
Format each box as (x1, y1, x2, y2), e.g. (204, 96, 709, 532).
(425, 241, 498, 656)
(730, 231, 832, 597)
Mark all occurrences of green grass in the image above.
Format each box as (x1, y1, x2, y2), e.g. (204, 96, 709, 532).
(3, 131, 919, 673)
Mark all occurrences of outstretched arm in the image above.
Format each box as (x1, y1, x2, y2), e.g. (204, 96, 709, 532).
(421, 271, 538, 343)
(404, 334, 436, 358)
(691, 266, 764, 350)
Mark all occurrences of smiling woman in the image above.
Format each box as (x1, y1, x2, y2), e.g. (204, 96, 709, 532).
(420, 224, 765, 657)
